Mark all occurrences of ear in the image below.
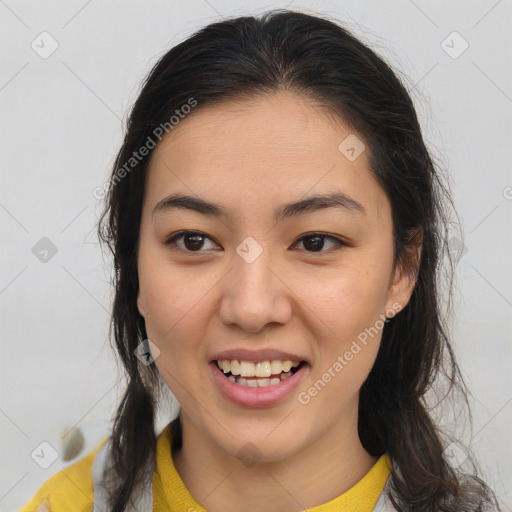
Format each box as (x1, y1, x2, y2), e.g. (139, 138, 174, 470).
(137, 290, 146, 318)
(385, 228, 423, 313)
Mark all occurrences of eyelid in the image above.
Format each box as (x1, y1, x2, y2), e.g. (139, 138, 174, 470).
(164, 230, 349, 254)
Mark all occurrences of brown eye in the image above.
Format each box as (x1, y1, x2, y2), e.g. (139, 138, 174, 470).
(165, 231, 346, 255)
(165, 231, 219, 252)
(294, 233, 345, 253)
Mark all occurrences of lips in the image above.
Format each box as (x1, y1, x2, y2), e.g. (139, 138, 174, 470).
(209, 349, 309, 407)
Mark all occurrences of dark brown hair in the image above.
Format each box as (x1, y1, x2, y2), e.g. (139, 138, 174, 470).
(97, 9, 501, 511)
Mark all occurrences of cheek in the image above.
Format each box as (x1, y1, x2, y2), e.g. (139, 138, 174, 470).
(138, 247, 213, 340)
(302, 342, 379, 427)
(137, 259, 216, 401)
(297, 271, 385, 418)
(292, 249, 392, 404)
(297, 258, 392, 343)
(138, 260, 212, 401)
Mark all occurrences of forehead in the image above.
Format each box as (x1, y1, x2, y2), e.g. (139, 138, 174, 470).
(144, 91, 390, 225)
(152, 92, 355, 164)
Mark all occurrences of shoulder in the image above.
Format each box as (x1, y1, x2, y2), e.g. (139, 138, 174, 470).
(19, 437, 108, 512)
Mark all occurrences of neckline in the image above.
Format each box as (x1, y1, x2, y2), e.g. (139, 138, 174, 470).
(155, 423, 392, 511)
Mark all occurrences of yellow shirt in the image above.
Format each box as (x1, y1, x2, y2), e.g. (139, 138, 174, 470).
(20, 424, 391, 511)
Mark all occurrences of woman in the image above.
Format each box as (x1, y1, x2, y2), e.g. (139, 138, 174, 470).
(21, 9, 501, 512)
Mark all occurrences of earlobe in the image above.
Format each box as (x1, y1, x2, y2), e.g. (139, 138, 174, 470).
(386, 263, 417, 314)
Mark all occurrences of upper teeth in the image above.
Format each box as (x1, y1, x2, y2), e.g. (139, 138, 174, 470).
(217, 359, 300, 377)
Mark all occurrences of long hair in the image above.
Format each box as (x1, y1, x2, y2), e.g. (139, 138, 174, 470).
(97, 9, 500, 511)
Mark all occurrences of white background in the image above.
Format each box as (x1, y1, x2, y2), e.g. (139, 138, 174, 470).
(1, 1, 511, 510)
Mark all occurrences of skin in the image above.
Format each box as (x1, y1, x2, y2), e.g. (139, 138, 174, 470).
(136, 91, 419, 511)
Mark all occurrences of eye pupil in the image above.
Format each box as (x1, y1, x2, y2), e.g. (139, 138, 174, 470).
(303, 235, 324, 252)
(184, 233, 205, 251)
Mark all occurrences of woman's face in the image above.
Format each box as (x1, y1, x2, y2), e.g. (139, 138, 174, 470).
(137, 91, 416, 462)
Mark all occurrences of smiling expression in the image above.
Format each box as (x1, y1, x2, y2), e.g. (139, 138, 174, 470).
(136, 91, 416, 462)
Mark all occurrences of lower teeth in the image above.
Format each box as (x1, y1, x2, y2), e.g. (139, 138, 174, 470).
(228, 371, 294, 388)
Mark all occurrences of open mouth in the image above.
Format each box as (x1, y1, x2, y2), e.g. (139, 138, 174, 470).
(215, 359, 307, 388)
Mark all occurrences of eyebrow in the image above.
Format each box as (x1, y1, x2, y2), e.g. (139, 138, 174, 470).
(152, 191, 366, 222)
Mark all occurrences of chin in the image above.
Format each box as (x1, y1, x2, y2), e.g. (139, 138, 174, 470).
(210, 421, 311, 465)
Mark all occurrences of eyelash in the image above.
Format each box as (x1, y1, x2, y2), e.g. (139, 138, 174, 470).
(164, 230, 347, 255)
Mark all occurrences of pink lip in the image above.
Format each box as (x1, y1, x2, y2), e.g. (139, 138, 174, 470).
(210, 362, 308, 408)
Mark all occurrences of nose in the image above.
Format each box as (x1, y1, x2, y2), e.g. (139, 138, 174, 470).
(218, 243, 293, 334)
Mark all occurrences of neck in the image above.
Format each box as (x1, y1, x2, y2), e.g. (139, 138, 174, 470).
(172, 411, 377, 512)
